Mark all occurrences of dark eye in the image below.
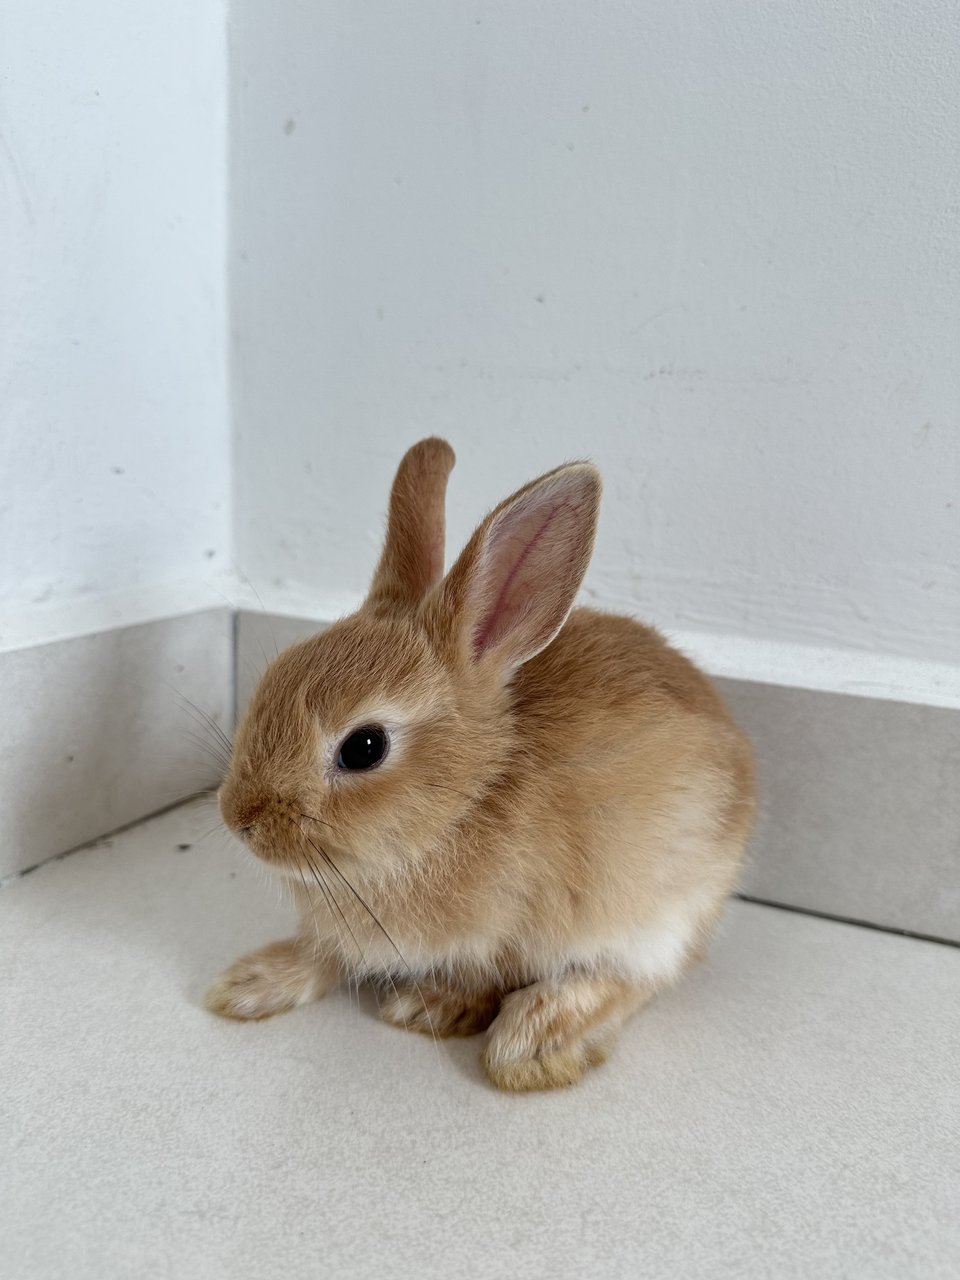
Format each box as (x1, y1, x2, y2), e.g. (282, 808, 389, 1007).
(337, 725, 388, 771)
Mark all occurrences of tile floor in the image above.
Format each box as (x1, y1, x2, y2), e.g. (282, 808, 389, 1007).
(2, 798, 958, 1279)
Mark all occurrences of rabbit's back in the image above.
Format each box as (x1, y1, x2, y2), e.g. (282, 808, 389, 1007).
(472, 608, 754, 971)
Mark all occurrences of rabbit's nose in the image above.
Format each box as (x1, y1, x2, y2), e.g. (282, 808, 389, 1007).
(237, 826, 252, 840)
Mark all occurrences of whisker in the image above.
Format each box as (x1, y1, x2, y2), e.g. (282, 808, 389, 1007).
(294, 861, 357, 1014)
(298, 811, 336, 832)
(303, 847, 365, 968)
(302, 850, 366, 1017)
(177, 711, 233, 767)
(181, 731, 232, 772)
(175, 702, 230, 748)
(301, 850, 361, 1002)
(305, 838, 437, 1048)
(295, 816, 438, 1047)
(176, 692, 234, 756)
(195, 821, 230, 843)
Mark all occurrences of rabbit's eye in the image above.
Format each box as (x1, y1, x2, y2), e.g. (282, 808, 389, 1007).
(337, 725, 388, 771)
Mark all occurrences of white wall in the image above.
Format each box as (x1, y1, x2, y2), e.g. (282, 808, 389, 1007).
(1, 1, 230, 646)
(231, 0, 960, 667)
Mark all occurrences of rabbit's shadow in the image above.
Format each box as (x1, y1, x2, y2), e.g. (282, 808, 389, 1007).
(354, 983, 492, 1086)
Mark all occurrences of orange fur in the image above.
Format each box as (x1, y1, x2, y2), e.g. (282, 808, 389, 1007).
(207, 438, 755, 1091)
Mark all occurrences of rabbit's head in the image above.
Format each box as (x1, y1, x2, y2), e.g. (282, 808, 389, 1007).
(219, 438, 600, 880)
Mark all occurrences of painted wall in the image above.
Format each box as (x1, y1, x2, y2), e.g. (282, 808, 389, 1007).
(1, 1, 230, 643)
(231, 0, 960, 666)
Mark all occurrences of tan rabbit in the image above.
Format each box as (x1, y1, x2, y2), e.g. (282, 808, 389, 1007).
(207, 439, 754, 1091)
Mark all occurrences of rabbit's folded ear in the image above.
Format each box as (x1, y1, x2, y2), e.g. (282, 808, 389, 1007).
(434, 461, 601, 672)
(367, 437, 456, 609)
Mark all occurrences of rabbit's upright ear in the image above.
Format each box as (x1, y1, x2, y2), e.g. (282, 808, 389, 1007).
(367, 438, 456, 609)
(434, 461, 601, 673)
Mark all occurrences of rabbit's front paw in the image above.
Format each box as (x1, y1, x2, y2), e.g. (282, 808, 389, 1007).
(204, 938, 336, 1021)
(481, 1042, 609, 1092)
(379, 977, 502, 1038)
(481, 974, 651, 1092)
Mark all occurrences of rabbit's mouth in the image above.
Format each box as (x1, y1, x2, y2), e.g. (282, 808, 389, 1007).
(242, 803, 371, 888)
(219, 774, 308, 839)
(230, 812, 328, 867)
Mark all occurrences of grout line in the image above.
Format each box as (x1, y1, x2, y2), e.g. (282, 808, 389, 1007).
(0, 791, 218, 891)
(736, 893, 960, 950)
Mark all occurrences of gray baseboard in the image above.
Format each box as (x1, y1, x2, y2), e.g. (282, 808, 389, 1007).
(0, 609, 232, 880)
(236, 610, 960, 944)
(15, 604, 954, 941)
(716, 678, 960, 943)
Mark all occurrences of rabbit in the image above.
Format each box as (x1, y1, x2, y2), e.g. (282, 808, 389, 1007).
(207, 438, 755, 1091)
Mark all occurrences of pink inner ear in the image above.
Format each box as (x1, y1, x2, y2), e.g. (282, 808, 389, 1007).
(470, 473, 596, 665)
(474, 501, 569, 655)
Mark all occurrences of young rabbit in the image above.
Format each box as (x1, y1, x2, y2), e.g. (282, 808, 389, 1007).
(208, 439, 754, 1091)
